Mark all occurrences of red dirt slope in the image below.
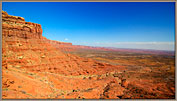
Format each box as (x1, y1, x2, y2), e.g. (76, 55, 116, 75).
(2, 11, 175, 99)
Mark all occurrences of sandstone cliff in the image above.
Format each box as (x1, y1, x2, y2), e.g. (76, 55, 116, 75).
(2, 11, 42, 39)
(2, 11, 126, 99)
(42, 37, 72, 46)
(2, 11, 174, 99)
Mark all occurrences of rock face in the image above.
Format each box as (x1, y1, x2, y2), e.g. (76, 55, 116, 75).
(42, 37, 72, 46)
(2, 11, 174, 99)
(42, 37, 73, 51)
(2, 11, 42, 39)
(2, 11, 126, 99)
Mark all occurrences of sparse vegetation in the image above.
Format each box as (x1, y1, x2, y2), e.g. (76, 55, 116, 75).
(2, 10, 175, 99)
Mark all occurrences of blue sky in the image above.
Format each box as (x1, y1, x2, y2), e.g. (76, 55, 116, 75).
(2, 2, 175, 50)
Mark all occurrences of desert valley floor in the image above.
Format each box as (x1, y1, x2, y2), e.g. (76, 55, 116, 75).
(2, 11, 175, 99)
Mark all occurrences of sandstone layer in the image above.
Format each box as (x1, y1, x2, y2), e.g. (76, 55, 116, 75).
(2, 11, 126, 99)
(2, 11, 175, 99)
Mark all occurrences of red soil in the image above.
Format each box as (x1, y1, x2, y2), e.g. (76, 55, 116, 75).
(2, 11, 175, 99)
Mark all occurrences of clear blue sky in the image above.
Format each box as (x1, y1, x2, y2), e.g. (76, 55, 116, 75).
(2, 2, 175, 50)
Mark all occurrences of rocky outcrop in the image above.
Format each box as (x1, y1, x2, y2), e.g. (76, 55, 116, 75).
(2, 11, 174, 99)
(2, 11, 42, 39)
(42, 37, 72, 46)
(2, 11, 126, 99)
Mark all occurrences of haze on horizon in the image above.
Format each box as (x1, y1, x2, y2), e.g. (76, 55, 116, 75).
(2, 2, 175, 51)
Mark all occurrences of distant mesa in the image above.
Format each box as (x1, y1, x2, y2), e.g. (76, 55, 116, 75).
(2, 10, 175, 99)
(42, 37, 72, 46)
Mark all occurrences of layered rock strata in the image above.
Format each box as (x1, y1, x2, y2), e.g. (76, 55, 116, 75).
(2, 11, 126, 99)
(2, 11, 42, 39)
(2, 11, 174, 99)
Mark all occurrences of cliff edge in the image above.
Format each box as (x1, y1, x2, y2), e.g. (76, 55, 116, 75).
(2, 11, 42, 39)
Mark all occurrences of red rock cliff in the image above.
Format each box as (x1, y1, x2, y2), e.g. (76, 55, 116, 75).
(2, 11, 42, 39)
(42, 37, 72, 46)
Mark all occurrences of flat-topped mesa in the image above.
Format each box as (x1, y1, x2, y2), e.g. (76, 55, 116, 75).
(50, 40, 72, 46)
(42, 37, 72, 46)
(2, 11, 42, 39)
